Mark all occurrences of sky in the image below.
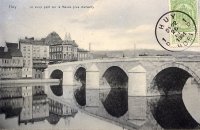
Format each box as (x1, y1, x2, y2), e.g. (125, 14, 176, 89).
(0, 0, 199, 51)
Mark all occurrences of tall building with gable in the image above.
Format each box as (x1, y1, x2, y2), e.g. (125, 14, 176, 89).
(19, 37, 49, 78)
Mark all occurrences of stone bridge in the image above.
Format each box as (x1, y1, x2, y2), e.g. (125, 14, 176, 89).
(44, 56, 200, 106)
(43, 56, 200, 129)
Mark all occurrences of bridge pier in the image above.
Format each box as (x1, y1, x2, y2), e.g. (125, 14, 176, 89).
(44, 69, 49, 79)
(62, 67, 74, 103)
(128, 65, 147, 96)
(63, 85, 74, 105)
(128, 97, 147, 124)
(86, 64, 100, 107)
(63, 66, 74, 86)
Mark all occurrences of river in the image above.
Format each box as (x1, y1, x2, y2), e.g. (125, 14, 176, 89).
(0, 78, 200, 129)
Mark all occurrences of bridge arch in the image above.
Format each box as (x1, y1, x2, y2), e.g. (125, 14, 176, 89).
(148, 62, 200, 95)
(149, 63, 200, 129)
(50, 69, 63, 96)
(74, 66, 87, 106)
(73, 64, 87, 75)
(101, 66, 128, 117)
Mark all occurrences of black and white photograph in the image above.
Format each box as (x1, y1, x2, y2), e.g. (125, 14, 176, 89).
(0, 0, 200, 129)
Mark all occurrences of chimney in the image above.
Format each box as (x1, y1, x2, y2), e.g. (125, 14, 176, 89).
(68, 33, 71, 41)
(65, 33, 68, 41)
(89, 43, 91, 52)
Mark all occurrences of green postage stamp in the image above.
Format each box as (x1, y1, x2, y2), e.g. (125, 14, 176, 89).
(170, 0, 198, 47)
(170, 0, 197, 32)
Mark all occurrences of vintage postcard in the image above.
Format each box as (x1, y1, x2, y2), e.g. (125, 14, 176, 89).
(0, 0, 200, 129)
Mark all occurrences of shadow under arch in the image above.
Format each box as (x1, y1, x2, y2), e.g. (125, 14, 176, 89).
(101, 66, 128, 118)
(74, 67, 86, 106)
(50, 69, 63, 96)
(149, 63, 200, 129)
(149, 63, 200, 95)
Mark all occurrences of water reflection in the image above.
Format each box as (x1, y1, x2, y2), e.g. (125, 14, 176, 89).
(74, 83, 86, 106)
(1, 80, 200, 129)
(149, 95, 200, 129)
(50, 84, 63, 96)
(101, 88, 128, 118)
(74, 67, 86, 106)
(0, 85, 78, 127)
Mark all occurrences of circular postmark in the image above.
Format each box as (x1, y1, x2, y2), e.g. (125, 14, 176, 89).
(155, 11, 197, 52)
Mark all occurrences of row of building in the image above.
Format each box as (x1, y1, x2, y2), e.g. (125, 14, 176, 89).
(0, 32, 91, 79)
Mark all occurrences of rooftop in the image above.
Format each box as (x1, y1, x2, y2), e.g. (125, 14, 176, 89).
(63, 40, 78, 47)
(0, 42, 23, 58)
(19, 37, 46, 46)
(9, 49, 23, 57)
(19, 32, 80, 47)
(78, 48, 89, 52)
(6, 42, 18, 50)
(45, 32, 63, 45)
(0, 52, 12, 58)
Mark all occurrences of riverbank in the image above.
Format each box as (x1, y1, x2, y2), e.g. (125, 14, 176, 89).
(0, 78, 60, 86)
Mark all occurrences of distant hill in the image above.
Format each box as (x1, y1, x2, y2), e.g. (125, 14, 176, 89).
(90, 49, 200, 59)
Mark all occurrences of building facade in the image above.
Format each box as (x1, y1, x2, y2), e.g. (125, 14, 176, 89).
(77, 48, 90, 61)
(19, 38, 33, 78)
(0, 98, 23, 109)
(20, 96, 32, 123)
(32, 86, 45, 95)
(0, 87, 22, 99)
(49, 33, 78, 64)
(0, 43, 23, 79)
(19, 37, 49, 78)
(19, 85, 49, 124)
(49, 41, 78, 63)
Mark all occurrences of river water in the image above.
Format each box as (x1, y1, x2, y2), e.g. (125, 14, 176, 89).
(0, 78, 200, 129)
